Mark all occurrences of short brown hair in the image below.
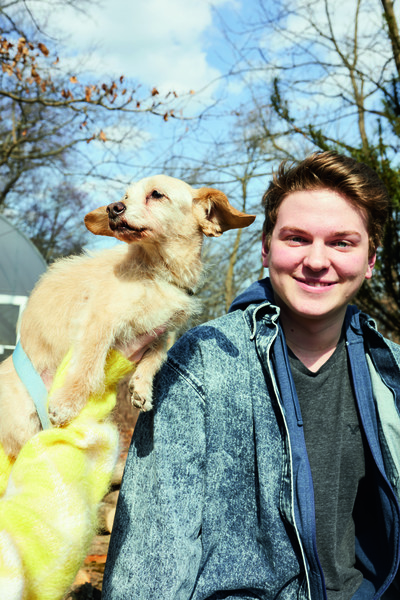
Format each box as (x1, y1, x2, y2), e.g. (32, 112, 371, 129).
(262, 151, 389, 256)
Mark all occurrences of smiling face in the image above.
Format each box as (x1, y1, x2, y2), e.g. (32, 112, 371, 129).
(262, 189, 376, 329)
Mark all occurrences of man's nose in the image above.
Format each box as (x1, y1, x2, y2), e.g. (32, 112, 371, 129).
(303, 242, 330, 271)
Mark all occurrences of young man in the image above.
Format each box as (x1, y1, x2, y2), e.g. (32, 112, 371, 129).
(103, 152, 400, 600)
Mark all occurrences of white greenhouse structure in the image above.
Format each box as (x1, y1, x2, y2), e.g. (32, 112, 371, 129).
(0, 215, 47, 360)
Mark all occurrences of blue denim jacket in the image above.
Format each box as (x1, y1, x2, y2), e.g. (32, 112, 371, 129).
(103, 279, 400, 600)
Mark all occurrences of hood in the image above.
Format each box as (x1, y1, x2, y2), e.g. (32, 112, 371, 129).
(229, 277, 275, 313)
(229, 277, 367, 334)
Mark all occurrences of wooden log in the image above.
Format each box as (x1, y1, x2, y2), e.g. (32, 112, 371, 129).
(98, 502, 116, 534)
(103, 489, 119, 506)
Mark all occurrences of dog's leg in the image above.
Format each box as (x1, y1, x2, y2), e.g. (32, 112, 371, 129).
(47, 328, 119, 426)
(0, 357, 42, 457)
(129, 334, 169, 411)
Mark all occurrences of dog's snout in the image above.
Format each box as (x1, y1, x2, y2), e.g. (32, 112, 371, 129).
(107, 202, 126, 219)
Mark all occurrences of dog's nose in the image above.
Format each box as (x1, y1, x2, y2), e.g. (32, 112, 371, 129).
(107, 202, 126, 219)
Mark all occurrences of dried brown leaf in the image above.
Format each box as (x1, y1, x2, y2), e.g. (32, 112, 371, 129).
(38, 42, 49, 56)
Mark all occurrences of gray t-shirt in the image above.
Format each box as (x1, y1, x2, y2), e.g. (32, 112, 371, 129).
(288, 337, 366, 600)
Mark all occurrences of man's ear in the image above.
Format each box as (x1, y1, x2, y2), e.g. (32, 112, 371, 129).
(365, 252, 376, 280)
(84, 206, 115, 238)
(261, 232, 269, 267)
(192, 188, 256, 237)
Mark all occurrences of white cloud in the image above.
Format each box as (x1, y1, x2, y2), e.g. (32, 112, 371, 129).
(28, 0, 236, 94)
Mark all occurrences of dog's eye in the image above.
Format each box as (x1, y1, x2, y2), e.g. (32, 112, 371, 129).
(151, 190, 164, 199)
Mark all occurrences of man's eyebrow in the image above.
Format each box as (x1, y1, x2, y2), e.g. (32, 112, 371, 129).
(278, 226, 362, 237)
(332, 230, 362, 238)
(278, 226, 307, 235)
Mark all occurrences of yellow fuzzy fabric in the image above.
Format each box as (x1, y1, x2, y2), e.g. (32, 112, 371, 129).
(0, 350, 134, 600)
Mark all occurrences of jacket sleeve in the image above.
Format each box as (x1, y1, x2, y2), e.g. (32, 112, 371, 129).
(103, 347, 206, 600)
(0, 350, 133, 600)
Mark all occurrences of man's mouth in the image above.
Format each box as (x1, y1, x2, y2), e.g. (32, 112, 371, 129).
(296, 278, 335, 288)
(305, 281, 332, 287)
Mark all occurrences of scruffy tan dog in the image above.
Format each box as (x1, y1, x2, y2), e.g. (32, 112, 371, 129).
(0, 175, 255, 457)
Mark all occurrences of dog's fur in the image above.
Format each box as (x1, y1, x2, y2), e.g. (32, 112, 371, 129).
(0, 175, 255, 457)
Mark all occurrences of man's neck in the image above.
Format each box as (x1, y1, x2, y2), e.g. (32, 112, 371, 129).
(279, 310, 346, 372)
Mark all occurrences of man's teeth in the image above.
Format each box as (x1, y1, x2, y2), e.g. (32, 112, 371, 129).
(306, 281, 331, 287)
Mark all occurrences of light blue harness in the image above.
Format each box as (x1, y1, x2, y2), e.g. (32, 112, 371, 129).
(12, 341, 51, 430)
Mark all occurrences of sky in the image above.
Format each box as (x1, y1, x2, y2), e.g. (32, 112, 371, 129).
(16, 0, 400, 152)
(6, 0, 399, 259)
(15, 1, 400, 201)
(21, 0, 390, 157)
(18, 0, 256, 247)
(38, 0, 391, 146)
(29, 0, 245, 96)
(14, 0, 399, 174)
(20, 0, 256, 183)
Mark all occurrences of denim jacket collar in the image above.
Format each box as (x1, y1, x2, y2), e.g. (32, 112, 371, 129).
(235, 277, 378, 345)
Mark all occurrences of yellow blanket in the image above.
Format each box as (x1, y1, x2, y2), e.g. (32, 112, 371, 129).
(0, 350, 133, 600)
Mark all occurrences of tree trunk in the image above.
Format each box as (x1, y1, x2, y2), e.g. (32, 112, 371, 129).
(381, 0, 400, 79)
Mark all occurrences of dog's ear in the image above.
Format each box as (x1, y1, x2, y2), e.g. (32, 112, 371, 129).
(84, 206, 115, 238)
(193, 188, 256, 237)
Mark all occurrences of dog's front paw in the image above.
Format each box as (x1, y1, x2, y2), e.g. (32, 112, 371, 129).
(131, 391, 153, 412)
(48, 402, 74, 427)
(47, 387, 85, 426)
(129, 376, 153, 412)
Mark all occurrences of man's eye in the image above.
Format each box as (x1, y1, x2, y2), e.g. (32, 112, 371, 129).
(288, 236, 305, 244)
(334, 240, 350, 248)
